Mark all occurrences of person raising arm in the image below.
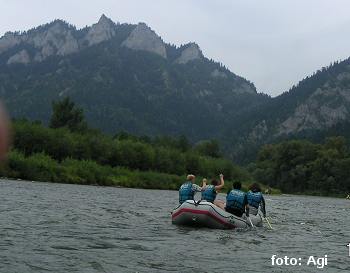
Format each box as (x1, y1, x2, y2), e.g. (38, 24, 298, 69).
(215, 174, 225, 191)
(201, 174, 225, 206)
(202, 178, 207, 189)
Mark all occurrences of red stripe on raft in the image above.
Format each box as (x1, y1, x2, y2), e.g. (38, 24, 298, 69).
(172, 208, 235, 228)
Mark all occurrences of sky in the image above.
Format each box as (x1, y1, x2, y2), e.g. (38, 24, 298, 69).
(1, 0, 350, 96)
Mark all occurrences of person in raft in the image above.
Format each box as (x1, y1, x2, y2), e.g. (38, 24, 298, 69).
(179, 174, 204, 204)
(216, 181, 249, 217)
(201, 174, 225, 206)
(247, 183, 266, 217)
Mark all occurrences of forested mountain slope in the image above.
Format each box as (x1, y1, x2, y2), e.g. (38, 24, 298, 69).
(0, 15, 265, 141)
(228, 58, 350, 161)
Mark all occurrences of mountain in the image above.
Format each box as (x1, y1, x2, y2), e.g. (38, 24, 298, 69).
(227, 58, 350, 161)
(0, 15, 265, 141)
(1, 15, 350, 162)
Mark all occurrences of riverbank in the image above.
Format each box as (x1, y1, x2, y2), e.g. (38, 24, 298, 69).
(292, 191, 348, 199)
(9, 119, 258, 188)
(4, 121, 341, 197)
(1, 177, 282, 196)
(0, 150, 183, 190)
(0, 150, 281, 193)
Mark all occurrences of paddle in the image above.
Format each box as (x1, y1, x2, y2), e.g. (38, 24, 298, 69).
(247, 216, 255, 228)
(264, 216, 273, 230)
(246, 207, 255, 228)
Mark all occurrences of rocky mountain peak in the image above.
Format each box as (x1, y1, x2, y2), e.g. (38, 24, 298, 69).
(0, 19, 80, 63)
(278, 81, 350, 135)
(27, 21, 79, 61)
(121, 22, 167, 58)
(98, 14, 113, 25)
(175, 42, 203, 64)
(85, 14, 116, 46)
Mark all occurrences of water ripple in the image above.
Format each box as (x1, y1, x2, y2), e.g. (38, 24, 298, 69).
(0, 179, 348, 273)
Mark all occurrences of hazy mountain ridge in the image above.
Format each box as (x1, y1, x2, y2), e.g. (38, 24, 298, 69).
(0, 15, 132, 64)
(266, 59, 350, 137)
(0, 15, 212, 66)
(229, 58, 350, 161)
(0, 15, 260, 142)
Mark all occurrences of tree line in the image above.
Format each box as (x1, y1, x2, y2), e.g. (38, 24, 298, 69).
(250, 137, 350, 196)
(0, 97, 253, 189)
(3, 97, 347, 196)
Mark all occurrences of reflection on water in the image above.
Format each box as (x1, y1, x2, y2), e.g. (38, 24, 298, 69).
(0, 180, 348, 273)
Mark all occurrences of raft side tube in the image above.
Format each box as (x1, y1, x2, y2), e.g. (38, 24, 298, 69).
(172, 200, 262, 229)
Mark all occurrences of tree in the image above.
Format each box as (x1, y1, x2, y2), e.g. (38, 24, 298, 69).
(49, 97, 87, 132)
(177, 135, 191, 152)
(324, 136, 347, 157)
(194, 140, 221, 158)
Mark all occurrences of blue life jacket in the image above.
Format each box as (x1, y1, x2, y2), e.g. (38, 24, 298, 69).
(201, 185, 217, 203)
(247, 191, 262, 209)
(226, 189, 246, 210)
(179, 181, 195, 204)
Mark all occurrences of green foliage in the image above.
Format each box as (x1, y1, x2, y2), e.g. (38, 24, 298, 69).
(0, 150, 183, 189)
(49, 97, 87, 132)
(252, 137, 350, 195)
(194, 140, 221, 158)
(7, 150, 60, 182)
(7, 119, 254, 189)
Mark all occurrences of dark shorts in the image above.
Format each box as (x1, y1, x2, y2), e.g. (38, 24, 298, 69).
(225, 207, 243, 217)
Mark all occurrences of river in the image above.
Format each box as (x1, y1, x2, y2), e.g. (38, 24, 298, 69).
(0, 179, 349, 273)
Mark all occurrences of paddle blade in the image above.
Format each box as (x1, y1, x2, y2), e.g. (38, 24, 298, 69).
(265, 217, 273, 230)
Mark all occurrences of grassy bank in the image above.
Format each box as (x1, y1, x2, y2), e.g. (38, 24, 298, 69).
(12, 119, 253, 183)
(0, 150, 183, 190)
(7, 118, 263, 191)
(0, 150, 281, 194)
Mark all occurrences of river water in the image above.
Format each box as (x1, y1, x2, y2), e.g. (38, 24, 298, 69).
(0, 179, 349, 273)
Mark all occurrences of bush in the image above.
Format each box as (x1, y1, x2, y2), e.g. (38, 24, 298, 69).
(7, 151, 60, 182)
(3, 150, 185, 189)
(252, 138, 350, 195)
(12, 120, 249, 181)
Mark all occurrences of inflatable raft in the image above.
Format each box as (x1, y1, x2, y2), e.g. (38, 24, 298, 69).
(172, 200, 262, 229)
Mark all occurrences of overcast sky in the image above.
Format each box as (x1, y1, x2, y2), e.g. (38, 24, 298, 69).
(1, 0, 350, 96)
